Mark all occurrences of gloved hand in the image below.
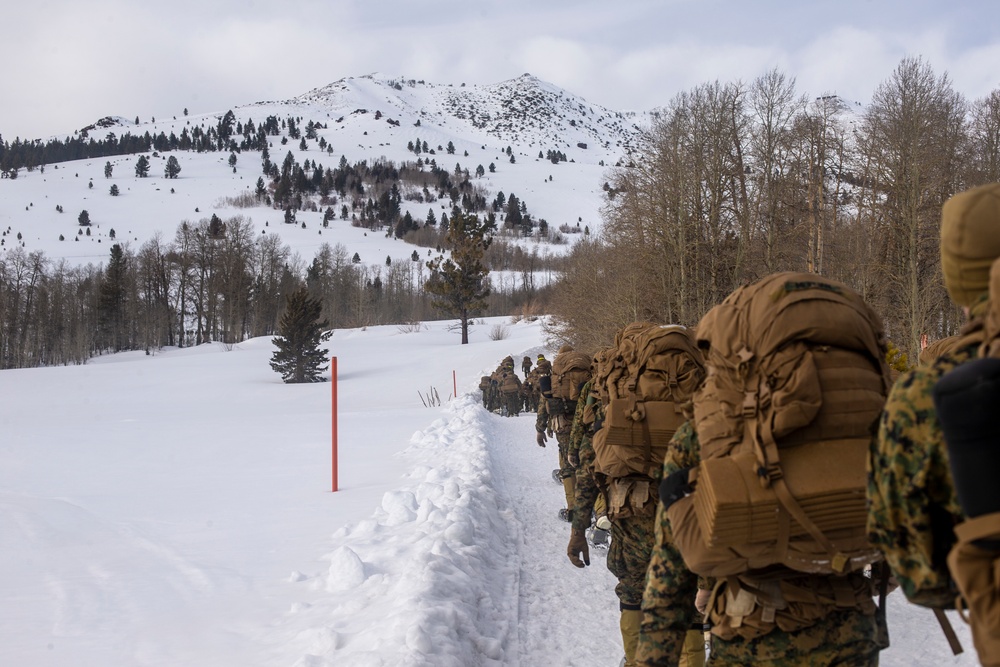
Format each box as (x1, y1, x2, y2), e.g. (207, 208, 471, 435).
(659, 466, 695, 510)
(695, 588, 712, 615)
(536, 431, 547, 447)
(567, 527, 590, 568)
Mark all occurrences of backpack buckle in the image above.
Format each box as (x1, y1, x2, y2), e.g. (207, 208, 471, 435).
(742, 392, 758, 418)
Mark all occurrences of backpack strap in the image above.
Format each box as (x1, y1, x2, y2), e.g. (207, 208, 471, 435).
(933, 608, 964, 656)
(742, 360, 850, 573)
(954, 512, 1000, 545)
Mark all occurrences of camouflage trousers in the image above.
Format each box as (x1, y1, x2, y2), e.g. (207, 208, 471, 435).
(609, 512, 656, 608)
(555, 430, 574, 479)
(706, 609, 882, 666)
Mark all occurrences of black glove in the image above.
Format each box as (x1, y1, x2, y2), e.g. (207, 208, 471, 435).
(659, 467, 695, 510)
(536, 431, 547, 447)
(567, 527, 590, 568)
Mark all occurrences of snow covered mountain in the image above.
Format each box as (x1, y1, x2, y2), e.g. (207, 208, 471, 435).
(1, 73, 643, 270)
(293, 72, 644, 157)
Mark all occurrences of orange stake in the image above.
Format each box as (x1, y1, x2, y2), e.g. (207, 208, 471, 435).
(331, 356, 338, 492)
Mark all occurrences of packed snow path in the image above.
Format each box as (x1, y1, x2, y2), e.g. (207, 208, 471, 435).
(478, 406, 624, 665)
(276, 396, 623, 666)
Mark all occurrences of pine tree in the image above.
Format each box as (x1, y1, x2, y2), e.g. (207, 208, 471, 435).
(269, 287, 331, 383)
(98, 244, 129, 352)
(164, 155, 181, 179)
(424, 209, 492, 344)
(135, 155, 150, 177)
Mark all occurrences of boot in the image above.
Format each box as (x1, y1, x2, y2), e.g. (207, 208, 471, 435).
(620, 608, 642, 667)
(678, 628, 707, 667)
(562, 475, 576, 512)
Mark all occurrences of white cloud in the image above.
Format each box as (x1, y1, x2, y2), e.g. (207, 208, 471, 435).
(3, 0, 1000, 140)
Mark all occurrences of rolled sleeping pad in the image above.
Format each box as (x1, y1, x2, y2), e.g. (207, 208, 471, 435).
(933, 357, 1000, 521)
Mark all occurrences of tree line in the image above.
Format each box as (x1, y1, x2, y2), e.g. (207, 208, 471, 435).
(0, 210, 552, 369)
(1, 112, 304, 176)
(548, 57, 1000, 362)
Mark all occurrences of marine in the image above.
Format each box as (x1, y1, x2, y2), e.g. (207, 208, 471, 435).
(638, 274, 891, 666)
(869, 182, 1000, 664)
(638, 423, 885, 666)
(536, 346, 588, 522)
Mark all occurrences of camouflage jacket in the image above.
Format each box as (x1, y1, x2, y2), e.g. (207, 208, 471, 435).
(638, 422, 884, 666)
(571, 381, 603, 532)
(867, 306, 987, 608)
(536, 395, 573, 435)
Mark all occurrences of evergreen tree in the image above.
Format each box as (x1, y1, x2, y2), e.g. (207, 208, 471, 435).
(164, 155, 181, 179)
(98, 244, 129, 352)
(135, 155, 150, 177)
(78, 209, 91, 226)
(269, 287, 331, 383)
(104, 161, 113, 178)
(424, 209, 492, 344)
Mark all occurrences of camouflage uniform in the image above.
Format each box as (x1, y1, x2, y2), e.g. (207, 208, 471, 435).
(536, 396, 575, 480)
(500, 370, 522, 417)
(571, 383, 649, 606)
(867, 321, 980, 607)
(638, 422, 885, 667)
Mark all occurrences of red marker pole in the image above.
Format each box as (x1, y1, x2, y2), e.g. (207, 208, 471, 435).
(331, 356, 339, 492)
(453, 370, 457, 398)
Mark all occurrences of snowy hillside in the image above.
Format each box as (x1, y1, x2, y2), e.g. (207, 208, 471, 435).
(295, 73, 643, 156)
(0, 73, 642, 274)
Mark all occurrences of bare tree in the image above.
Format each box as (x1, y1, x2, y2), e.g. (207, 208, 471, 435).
(854, 56, 967, 357)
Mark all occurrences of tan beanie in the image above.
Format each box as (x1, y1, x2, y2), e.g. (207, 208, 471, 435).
(941, 182, 1000, 307)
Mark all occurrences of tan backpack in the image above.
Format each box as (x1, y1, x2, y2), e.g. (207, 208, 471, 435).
(549, 347, 591, 414)
(592, 323, 705, 480)
(667, 273, 891, 577)
(501, 372, 521, 394)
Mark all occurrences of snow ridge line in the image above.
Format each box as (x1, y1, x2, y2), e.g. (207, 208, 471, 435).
(284, 395, 519, 667)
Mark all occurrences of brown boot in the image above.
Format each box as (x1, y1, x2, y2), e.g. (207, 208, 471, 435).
(620, 609, 642, 666)
(561, 475, 576, 511)
(678, 629, 706, 667)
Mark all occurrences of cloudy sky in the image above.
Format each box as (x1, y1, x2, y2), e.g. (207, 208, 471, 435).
(3, 0, 999, 140)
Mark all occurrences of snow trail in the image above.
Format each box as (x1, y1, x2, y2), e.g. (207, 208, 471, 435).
(479, 404, 624, 666)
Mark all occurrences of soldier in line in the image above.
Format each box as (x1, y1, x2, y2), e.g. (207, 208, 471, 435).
(566, 367, 610, 544)
(570, 332, 707, 667)
(870, 182, 1000, 666)
(637, 277, 890, 666)
(536, 346, 589, 522)
(524, 354, 550, 412)
(479, 375, 492, 409)
(500, 367, 523, 417)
